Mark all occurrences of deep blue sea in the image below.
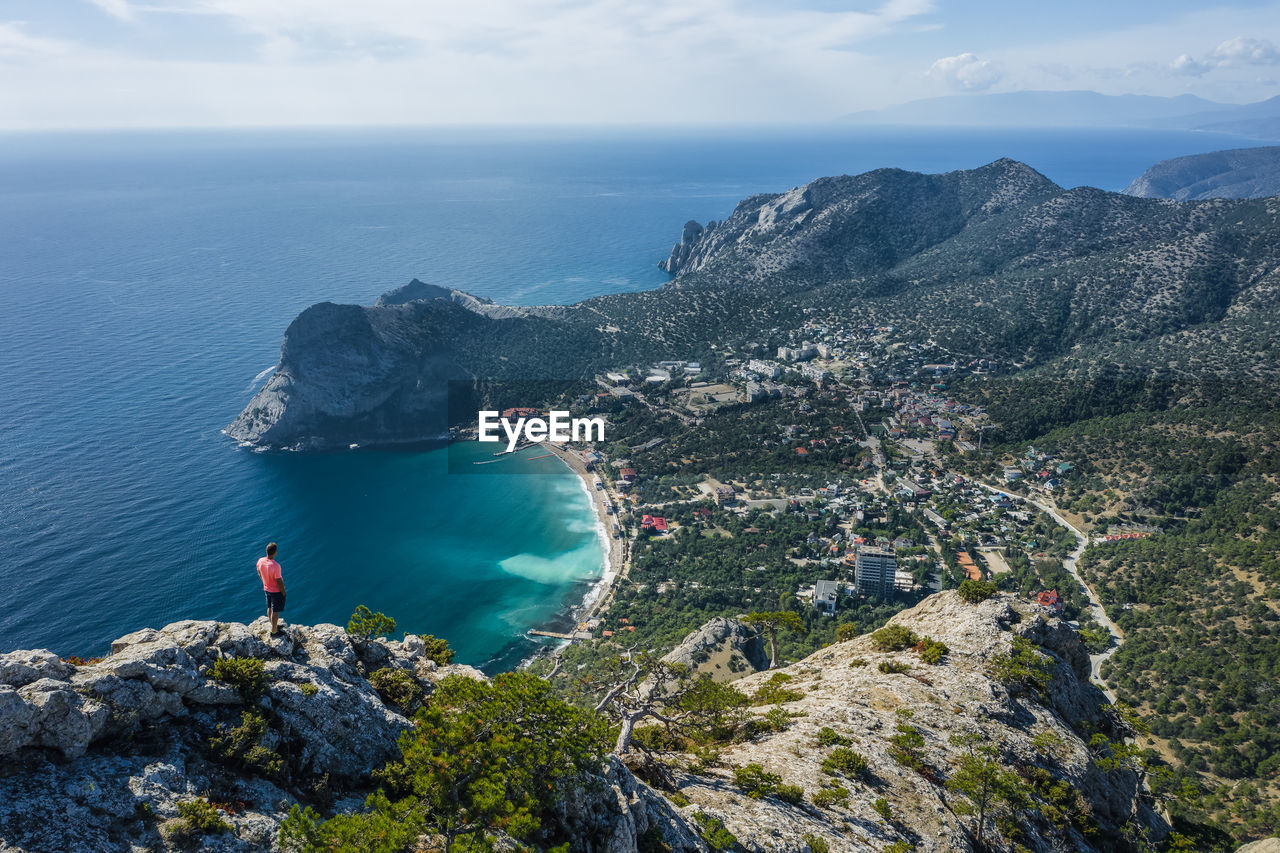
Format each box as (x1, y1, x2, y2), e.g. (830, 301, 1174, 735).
(0, 124, 1257, 669)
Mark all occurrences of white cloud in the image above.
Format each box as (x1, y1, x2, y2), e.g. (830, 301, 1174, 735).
(1211, 36, 1280, 65)
(0, 22, 74, 57)
(927, 52, 1002, 91)
(0, 0, 944, 127)
(1165, 35, 1280, 81)
(1171, 53, 1211, 76)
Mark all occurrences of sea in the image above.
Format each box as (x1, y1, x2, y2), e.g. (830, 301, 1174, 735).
(0, 124, 1258, 670)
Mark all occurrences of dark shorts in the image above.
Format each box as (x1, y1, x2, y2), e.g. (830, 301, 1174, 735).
(265, 591, 285, 613)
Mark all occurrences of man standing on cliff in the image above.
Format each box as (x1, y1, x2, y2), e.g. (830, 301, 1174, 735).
(256, 542, 286, 636)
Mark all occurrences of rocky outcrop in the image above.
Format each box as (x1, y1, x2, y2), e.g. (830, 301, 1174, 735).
(0, 593, 1170, 852)
(1123, 145, 1280, 200)
(0, 618, 481, 852)
(662, 616, 769, 678)
(225, 280, 591, 449)
(1238, 839, 1280, 853)
(667, 592, 1165, 853)
(556, 756, 709, 852)
(658, 220, 707, 275)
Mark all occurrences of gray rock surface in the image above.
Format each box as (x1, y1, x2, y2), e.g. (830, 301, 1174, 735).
(0, 593, 1163, 852)
(659, 220, 707, 274)
(0, 617, 482, 852)
(1123, 145, 1280, 200)
(670, 592, 1164, 852)
(662, 616, 769, 678)
(1237, 839, 1280, 853)
(224, 281, 571, 449)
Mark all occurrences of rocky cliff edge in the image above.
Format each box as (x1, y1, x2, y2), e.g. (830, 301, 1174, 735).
(0, 592, 1165, 853)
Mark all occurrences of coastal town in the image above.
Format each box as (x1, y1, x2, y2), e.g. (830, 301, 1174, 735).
(495, 322, 1125, 682)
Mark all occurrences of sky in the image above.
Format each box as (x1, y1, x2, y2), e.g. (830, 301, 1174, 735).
(1, 0, 1279, 128)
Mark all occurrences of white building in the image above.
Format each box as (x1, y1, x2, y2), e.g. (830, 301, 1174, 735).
(854, 548, 897, 600)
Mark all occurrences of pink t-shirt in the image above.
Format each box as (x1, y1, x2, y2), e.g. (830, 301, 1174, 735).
(257, 557, 283, 592)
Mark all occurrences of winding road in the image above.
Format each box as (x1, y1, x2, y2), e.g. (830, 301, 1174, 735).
(973, 481, 1123, 700)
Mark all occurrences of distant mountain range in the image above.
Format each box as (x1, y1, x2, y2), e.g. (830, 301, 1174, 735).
(844, 90, 1280, 140)
(1124, 146, 1280, 200)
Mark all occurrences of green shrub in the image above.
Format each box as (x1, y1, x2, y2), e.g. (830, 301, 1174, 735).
(870, 625, 918, 652)
(835, 623, 860, 642)
(916, 638, 949, 665)
(990, 636, 1054, 695)
(811, 785, 850, 809)
(775, 784, 805, 806)
(803, 833, 830, 853)
(282, 673, 607, 852)
(734, 763, 782, 798)
(752, 672, 804, 705)
(821, 747, 868, 779)
(878, 660, 912, 674)
(693, 812, 738, 852)
(957, 579, 999, 604)
(1031, 729, 1066, 759)
(209, 710, 284, 778)
(883, 841, 915, 853)
(816, 727, 851, 747)
(299, 682, 318, 697)
(847, 658, 868, 668)
(633, 725, 687, 753)
(165, 799, 231, 839)
(873, 797, 894, 822)
(418, 634, 455, 665)
(887, 722, 926, 771)
(346, 605, 396, 639)
(369, 668, 426, 715)
(210, 656, 268, 701)
(761, 705, 793, 733)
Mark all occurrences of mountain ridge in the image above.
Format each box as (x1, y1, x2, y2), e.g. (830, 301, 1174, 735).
(1123, 145, 1280, 200)
(229, 157, 1280, 449)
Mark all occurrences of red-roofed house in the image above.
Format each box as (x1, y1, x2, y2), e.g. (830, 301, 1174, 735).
(1035, 590, 1063, 613)
(619, 468, 637, 482)
(641, 515, 669, 533)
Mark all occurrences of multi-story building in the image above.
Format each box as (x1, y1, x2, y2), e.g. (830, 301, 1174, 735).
(854, 548, 897, 600)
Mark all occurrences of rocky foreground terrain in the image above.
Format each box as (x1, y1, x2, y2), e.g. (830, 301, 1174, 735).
(0, 591, 1215, 851)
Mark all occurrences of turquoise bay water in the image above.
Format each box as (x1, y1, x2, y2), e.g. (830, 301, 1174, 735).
(0, 124, 1258, 668)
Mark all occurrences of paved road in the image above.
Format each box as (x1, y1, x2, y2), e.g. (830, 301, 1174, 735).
(973, 481, 1123, 700)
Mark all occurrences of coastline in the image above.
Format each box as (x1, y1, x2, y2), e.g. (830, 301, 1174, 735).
(543, 442, 629, 626)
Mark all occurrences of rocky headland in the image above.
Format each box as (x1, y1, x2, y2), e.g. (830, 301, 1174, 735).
(1123, 145, 1280, 200)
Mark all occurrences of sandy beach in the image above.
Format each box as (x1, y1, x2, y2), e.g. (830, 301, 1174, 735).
(543, 442, 630, 623)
